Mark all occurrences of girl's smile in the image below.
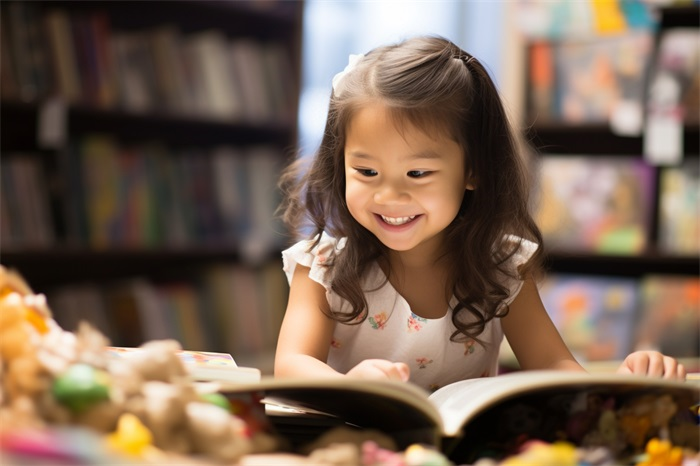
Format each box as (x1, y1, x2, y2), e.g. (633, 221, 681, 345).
(379, 214, 417, 226)
(344, 102, 471, 256)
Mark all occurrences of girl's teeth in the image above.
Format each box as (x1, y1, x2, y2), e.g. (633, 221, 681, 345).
(381, 215, 416, 225)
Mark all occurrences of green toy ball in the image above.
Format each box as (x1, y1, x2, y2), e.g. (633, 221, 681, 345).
(52, 363, 111, 413)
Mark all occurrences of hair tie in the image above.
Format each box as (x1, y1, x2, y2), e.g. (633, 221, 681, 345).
(455, 53, 477, 67)
(332, 54, 364, 92)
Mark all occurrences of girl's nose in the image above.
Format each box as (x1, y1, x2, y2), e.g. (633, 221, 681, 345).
(374, 181, 410, 205)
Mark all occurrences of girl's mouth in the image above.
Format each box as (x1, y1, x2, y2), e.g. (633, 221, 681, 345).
(379, 215, 417, 226)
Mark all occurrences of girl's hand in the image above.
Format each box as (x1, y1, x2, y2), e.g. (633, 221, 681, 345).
(346, 359, 410, 382)
(615, 351, 686, 380)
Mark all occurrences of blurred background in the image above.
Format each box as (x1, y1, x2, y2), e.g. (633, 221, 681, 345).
(1, 0, 698, 373)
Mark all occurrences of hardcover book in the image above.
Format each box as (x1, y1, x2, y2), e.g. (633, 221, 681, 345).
(106, 346, 261, 384)
(220, 371, 700, 464)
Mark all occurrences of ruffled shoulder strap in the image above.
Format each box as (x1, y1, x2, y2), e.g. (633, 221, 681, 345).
(500, 234, 539, 304)
(281, 233, 346, 290)
(505, 234, 538, 269)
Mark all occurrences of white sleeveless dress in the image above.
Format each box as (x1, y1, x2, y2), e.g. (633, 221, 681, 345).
(282, 233, 537, 392)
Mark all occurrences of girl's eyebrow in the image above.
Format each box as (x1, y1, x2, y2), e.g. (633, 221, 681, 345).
(407, 150, 442, 160)
(346, 150, 442, 161)
(346, 151, 373, 160)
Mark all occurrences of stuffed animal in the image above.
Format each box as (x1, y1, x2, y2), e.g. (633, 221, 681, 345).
(0, 265, 269, 463)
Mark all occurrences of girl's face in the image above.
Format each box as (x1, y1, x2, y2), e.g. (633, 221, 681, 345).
(344, 102, 471, 257)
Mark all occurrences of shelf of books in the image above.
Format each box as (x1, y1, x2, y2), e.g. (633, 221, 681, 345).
(519, 2, 699, 368)
(0, 0, 303, 371)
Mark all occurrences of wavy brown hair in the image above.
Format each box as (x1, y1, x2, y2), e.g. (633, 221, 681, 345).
(279, 35, 543, 344)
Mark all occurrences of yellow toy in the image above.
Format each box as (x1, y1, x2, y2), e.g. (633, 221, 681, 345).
(635, 438, 683, 466)
(106, 412, 156, 457)
(500, 441, 578, 466)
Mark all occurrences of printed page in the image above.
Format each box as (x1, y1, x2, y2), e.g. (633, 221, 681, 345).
(429, 370, 698, 437)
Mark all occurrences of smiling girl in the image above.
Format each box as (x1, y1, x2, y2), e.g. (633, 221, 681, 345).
(273, 36, 685, 391)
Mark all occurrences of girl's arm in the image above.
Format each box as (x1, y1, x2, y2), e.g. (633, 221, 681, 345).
(274, 265, 409, 381)
(274, 265, 342, 379)
(503, 278, 686, 380)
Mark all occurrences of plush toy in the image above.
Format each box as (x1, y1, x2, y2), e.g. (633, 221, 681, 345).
(300, 425, 397, 455)
(636, 438, 683, 466)
(0, 266, 69, 429)
(617, 394, 680, 453)
(0, 265, 271, 464)
(499, 440, 577, 466)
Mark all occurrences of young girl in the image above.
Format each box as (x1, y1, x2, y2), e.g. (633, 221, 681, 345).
(274, 36, 686, 391)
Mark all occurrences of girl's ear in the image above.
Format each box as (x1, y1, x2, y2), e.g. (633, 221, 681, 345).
(465, 173, 476, 191)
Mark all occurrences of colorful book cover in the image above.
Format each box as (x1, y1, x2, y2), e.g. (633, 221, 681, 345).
(553, 31, 652, 127)
(657, 161, 700, 255)
(644, 28, 700, 163)
(633, 275, 700, 359)
(539, 274, 639, 362)
(534, 155, 655, 254)
(527, 41, 556, 123)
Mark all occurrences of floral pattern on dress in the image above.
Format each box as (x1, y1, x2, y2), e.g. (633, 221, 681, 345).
(368, 312, 388, 330)
(464, 340, 476, 355)
(406, 312, 427, 333)
(415, 357, 433, 369)
(330, 338, 340, 349)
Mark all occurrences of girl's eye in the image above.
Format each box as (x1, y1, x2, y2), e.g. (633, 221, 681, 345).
(356, 168, 378, 177)
(407, 170, 430, 178)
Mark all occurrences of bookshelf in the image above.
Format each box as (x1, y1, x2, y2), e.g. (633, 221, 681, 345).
(0, 0, 303, 369)
(524, 4, 700, 279)
(515, 3, 699, 366)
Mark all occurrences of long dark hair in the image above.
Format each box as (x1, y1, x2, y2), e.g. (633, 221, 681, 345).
(279, 35, 543, 344)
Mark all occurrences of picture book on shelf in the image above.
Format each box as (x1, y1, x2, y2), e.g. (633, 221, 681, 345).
(633, 275, 700, 360)
(538, 274, 638, 363)
(657, 161, 700, 255)
(526, 31, 653, 133)
(644, 28, 700, 164)
(218, 371, 700, 464)
(554, 31, 653, 130)
(106, 346, 261, 384)
(533, 155, 655, 254)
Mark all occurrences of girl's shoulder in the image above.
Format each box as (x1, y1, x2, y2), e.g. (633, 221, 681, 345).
(281, 233, 346, 289)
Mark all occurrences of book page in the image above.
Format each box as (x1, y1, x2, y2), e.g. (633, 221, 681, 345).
(429, 370, 698, 437)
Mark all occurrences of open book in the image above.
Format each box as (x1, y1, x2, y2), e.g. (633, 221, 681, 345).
(217, 371, 700, 463)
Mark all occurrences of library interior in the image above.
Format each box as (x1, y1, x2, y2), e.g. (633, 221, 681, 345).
(0, 1, 698, 465)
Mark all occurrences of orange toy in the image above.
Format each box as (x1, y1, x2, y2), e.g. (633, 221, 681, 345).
(636, 438, 683, 466)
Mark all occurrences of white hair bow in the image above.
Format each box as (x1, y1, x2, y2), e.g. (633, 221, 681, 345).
(332, 54, 364, 92)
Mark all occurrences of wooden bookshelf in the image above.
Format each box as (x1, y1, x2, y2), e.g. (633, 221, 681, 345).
(1, 248, 287, 290)
(544, 250, 699, 277)
(0, 0, 303, 361)
(0, 100, 296, 149)
(525, 124, 699, 157)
